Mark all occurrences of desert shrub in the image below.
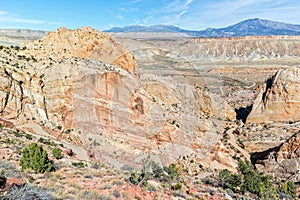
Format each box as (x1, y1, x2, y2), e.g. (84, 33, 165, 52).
(71, 161, 86, 168)
(3, 184, 54, 200)
(218, 159, 296, 199)
(259, 179, 278, 199)
(129, 171, 149, 187)
(112, 189, 121, 198)
(112, 180, 123, 186)
(238, 160, 271, 195)
(218, 169, 242, 191)
(164, 163, 180, 181)
(4, 138, 15, 144)
(20, 143, 54, 173)
(128, 159, 163, 187)
(52, 148, 63, 159)
(25, 133, 33, 140)
(128, 157, 184, 189)
(171, 182, 182, 191)
(12, 130, 23, 137)
(279, 181, 297, 199)
(38, 138, 56, 146)
(64, 129, 71, 134)
(0, 160, 20, 178)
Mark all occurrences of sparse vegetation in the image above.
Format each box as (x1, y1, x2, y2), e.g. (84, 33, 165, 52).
(38, 137, 56, 146)
(25, 133, 33, 140)
(3, 184, 54, 200)
(52, 148, 63, 159)
(4, 138, 15, 144)
(128, 157, 184, 191)
(72, 161, 86, 168)
(218, 159, 297, 199)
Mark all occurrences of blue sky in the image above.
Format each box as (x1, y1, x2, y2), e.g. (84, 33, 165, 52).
(0, 0, 299, 31)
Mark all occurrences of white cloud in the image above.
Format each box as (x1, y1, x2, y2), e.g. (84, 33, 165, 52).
(107, 0, 300, 30)
(115, 14, 124, 20)
(143, 16, 153, 24)
(185, 0, 193, 6)
(120, 0, 143, 5)
(0, 10, 60, 25)
(176, 10, 187, 19)
(183, 0, 300, 29)
(163, 0, 194, 20)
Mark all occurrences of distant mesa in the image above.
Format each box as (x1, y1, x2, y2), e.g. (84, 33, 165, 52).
(0, 29, 47, 38)
(105, 18, 300, 37)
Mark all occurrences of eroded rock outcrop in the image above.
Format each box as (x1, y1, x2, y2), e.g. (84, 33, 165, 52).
(252, 132, 300, 182)
(247, 68, 300, 123)
(0, 27, 223, 170)
(176, 36, 300, 61)
(26, 27, 138, 76)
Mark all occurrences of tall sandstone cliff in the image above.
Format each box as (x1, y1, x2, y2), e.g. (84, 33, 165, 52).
(0, 27, 230, 169)
(247, 68, 300, 123)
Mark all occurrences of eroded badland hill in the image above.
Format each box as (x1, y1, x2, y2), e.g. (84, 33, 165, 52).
(0, 27, 299, 199)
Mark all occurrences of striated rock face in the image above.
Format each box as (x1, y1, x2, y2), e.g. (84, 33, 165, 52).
(0, 27, 224, 169)
(252, 132, 300, 182)
(0, 27, 138, 128)
(247, 68, 300, 123)
(0, 29, 47, 46)
(175, 36, 300, 61)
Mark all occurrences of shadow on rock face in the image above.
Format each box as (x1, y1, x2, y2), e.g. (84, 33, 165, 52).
(235, 105, 252, 123)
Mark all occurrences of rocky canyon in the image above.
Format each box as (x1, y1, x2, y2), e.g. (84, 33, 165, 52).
(0, 27, 299, 199)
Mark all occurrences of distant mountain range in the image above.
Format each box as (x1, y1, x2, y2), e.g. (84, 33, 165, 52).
(105, 18, 300, 37)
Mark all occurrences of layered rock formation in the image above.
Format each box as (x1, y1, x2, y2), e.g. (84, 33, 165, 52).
(252, 132, 300, 182)
(26, 27, 138, 75)
(0, 29, 47, 46)
(0, 27, 138, 127)
(247, 68, 300, 123)
(174, 36, 300, 61)
(0, 27, 225, 170)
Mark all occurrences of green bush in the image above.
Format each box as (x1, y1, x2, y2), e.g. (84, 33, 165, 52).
(128, 158, 184, 189)
(52, 148, 63, 159)
(25, 133, 33, 140)
(164, 163, 180, 181)
(218, 159, 296, 198)
(279, 181, 297, 199)
(20, 143, 54, 173)
(219, 169, 242, 191)
(171, 182, 182, 191)
(259, 179, 278, 199)
(129, 171, 149, 187)
(71, 161, 86, 168)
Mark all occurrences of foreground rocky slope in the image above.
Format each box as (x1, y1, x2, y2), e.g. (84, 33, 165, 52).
(252, 132, 300, 182)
